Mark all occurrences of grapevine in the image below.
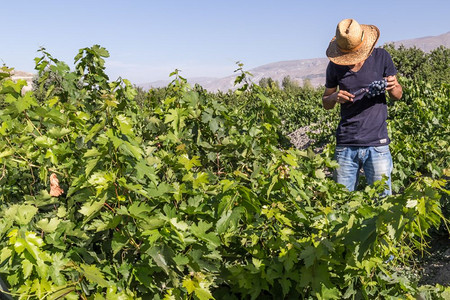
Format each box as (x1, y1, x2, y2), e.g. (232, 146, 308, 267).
(0, 46, 448, 300)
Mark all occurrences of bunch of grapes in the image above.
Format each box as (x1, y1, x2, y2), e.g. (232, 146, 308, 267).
(366, 79, 387, 98)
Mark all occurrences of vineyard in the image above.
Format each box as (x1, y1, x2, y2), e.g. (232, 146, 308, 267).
(0, 45, 449, 300)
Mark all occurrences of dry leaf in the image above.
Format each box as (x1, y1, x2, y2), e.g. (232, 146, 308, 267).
(50, 173, 64, 197)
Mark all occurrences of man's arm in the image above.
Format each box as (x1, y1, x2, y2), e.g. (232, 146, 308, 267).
(322, 87, 355, 110)
(386, 75, 402, 100)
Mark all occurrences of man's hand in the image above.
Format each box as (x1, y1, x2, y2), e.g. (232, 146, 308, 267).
(322, 87, 354, 110)
(385, 75, 402, 100)
(385, 75, 398, 91)
(336, 90, 355, 104)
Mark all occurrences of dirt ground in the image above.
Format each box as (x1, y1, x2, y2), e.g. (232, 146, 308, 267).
(418, 232, 450, 287)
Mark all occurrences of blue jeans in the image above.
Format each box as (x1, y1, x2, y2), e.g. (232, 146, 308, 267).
(334, 145, 393, 196)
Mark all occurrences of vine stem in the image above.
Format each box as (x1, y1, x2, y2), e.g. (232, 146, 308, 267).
(23, 111, 42, 136)
(0, 163, 5, 181)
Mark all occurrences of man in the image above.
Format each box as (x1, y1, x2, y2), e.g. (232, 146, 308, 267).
(322, 19, 403, 196)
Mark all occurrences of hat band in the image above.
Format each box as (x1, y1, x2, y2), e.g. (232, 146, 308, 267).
(338, 31, 365, 53)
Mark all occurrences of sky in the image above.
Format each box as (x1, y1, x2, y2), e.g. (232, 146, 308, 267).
(2, 0, 449, 84)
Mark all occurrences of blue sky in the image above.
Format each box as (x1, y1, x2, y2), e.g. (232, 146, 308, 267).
(2, 0, 449, 84)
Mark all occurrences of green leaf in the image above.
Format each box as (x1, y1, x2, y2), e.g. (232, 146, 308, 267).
(192, 172, 209, 189)
(148, 246, 171, 275)
(178, 154, 202, 171)
(191, 221, 220, 248)
(115, 114, 133, 136)
(85, 157, 100, 177)
(173, 255, 189, 266)
(194, 287, 214, 300)
(279, 277, 291, 296)
(5, 204, 38, 225)
(128, 202, 152, 220)
(35, 136, 57, 148)
(0, 148, 14, 159)
(92, 45, 110, 57)
(86, 121, 105, 141)
(79, 197, 106, 221)
(47, 127, 71, 138)
(15, 93, 37, 112)
(216, 207, 244, 234)
(47, 287, 77, 300)
(0, 72, 9, 79)
(80, 264, 109, 287)
(36, 217, 61, 233)
(122, 141, 143, 159)
(84, 147, 102, 158)
(299, 245, 316, 268)
(135, 159, 158, 182)
(111, 231, 128, 257)
(317, 283, 341, 300)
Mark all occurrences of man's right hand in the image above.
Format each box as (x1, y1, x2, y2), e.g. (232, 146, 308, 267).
(322, 87, 354, 110)
(335, 90, 355, 104)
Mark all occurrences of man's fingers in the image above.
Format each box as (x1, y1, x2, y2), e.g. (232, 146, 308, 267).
(385, 76, 397, 91)
(337, 91, 354, 103)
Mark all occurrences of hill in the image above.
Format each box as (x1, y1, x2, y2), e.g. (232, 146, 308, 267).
(140, 31, 450, 92)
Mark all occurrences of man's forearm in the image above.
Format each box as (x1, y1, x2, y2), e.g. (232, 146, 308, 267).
(322, 91, 338, 110)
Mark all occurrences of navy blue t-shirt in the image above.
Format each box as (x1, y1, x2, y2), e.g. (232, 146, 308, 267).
(325, 48, 397, 146)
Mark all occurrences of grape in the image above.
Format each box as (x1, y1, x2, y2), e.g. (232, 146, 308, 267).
(366, 79, 387, 98)
(351, 79, 387, 100)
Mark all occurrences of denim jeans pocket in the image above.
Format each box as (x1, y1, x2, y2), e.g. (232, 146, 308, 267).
(373, 145, 390, 153)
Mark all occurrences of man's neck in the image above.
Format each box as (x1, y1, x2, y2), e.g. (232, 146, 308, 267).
(348, 61, 365, 72)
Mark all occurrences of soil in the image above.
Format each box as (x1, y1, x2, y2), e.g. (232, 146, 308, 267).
(287, 124, 322, 151)
(418, 232, 450, 287)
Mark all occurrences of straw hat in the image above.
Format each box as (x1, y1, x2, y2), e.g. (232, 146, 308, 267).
(326, 19, 380, 65)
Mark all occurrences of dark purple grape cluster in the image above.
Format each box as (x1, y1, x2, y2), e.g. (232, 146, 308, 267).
(367, 79, 387, 98)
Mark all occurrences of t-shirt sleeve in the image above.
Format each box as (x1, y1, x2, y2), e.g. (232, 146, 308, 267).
(325, 62, 338, 88)
(382, 49, 397, 77)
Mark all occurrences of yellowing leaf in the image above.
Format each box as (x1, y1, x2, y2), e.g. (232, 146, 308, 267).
(22, 259, 33, 279)
(282, 154, 299, 167)
(0, 248, 12, 264)
(314, 169, 325, 179)
(182, 278, 197, 294)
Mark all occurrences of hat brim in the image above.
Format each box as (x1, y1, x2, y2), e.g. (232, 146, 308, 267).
(326, 24, 380, 65)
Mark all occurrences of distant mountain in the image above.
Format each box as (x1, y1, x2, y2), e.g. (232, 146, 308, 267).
(139, 31, 450, 92)
(388, 31, 450, 52)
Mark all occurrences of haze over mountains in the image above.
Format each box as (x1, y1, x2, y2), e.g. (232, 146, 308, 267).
(139, 31, 450, 92)
(12, 31, 450, 93)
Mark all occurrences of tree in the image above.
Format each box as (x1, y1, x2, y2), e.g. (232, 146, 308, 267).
(282, 75, 299, 92)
